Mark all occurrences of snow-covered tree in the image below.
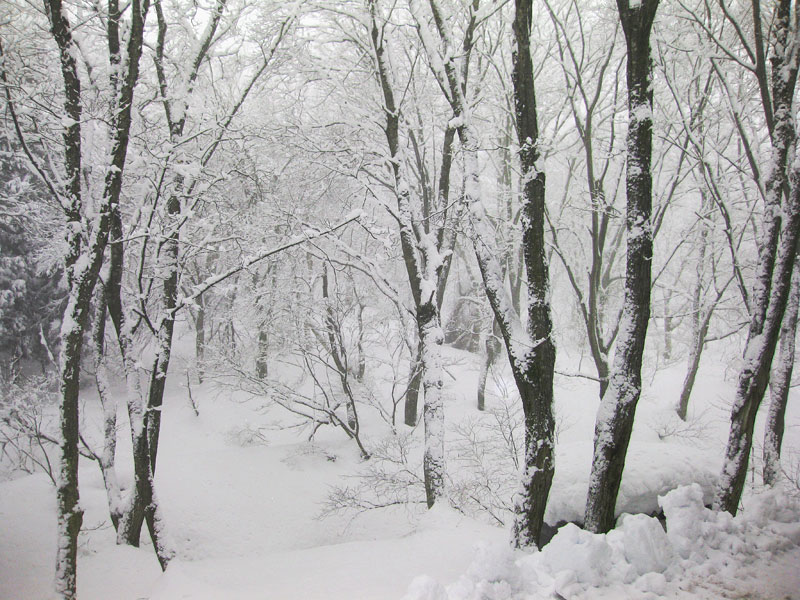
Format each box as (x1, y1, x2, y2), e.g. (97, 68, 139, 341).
(584, 0, 660, 534)
(713, 0, 800, 515)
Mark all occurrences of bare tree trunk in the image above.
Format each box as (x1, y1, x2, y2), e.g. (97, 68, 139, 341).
(143, 0, 230, 477)
(677, 194, 710, 420)
(195, 294, 206, 383)
(322, 262, 358, 430)
(369, 0, 447, 505)
(763, 256, 800, 485)
(355, 298, 366, 381)
(663, 290, 674, 361)
(46, 1, 85, 592)
(412, 0, 558, 545)
(145, 188, 180, 474)
(92, 286, 122, 529)
(677, 312, 710, 421)
(405, 341, 422, 426)
(716, 199, 800, 512)
(116, 358, 173, 571)
(585, 0, 659, 534)
(55, 282, 87, 600)
(505, 0, 557, 548)
(418, 304, 445, 507)
(715, 0, 800, 515)
(477, 319, 501, 412)
(44, 0, 151, 594)
(255, 326, 269, 379)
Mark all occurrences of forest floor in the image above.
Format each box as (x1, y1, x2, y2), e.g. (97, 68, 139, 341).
(1, 334, 799, 599)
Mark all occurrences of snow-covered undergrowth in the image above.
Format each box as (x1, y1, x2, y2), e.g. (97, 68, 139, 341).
(1, 338, 799, 599)
(404, 484, 800, 600)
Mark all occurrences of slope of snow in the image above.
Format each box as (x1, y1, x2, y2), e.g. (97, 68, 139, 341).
(0, 338, 798, 599)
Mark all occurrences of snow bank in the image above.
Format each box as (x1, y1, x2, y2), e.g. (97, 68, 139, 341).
(402, 484, 800, 600)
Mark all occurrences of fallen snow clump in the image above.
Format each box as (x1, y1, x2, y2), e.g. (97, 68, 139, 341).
(402, 484, 800, 600)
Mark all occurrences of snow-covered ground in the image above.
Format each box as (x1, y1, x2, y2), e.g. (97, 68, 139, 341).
(1, 336, 799, 599)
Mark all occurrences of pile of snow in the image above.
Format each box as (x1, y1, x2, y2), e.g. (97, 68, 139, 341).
(403, 484, 800, 600)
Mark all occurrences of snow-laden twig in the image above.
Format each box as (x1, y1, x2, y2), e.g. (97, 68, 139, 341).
(173, 212, 362, 316)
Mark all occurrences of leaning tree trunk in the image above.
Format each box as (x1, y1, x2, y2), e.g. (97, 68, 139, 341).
(715, 184, 800, 512)
(145, 191, 180, 474)
(763, 256, 800, 485)
(584, 0, 659, 534)
(677, 194, 710, 420)
(676, 305, 712, 421)
(142, 0, 228, 478)
(714, 0, 800, 515)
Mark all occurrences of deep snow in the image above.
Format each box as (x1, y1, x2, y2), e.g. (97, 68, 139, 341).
(1, 337, 798, 599)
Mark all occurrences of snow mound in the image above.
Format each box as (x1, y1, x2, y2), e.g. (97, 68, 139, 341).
(541, 523, 614, 584)
(403, 485, 800, 600)
(613, 513, 673, 576)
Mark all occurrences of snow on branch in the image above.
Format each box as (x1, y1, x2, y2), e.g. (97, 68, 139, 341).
(172, 211, 363, 316)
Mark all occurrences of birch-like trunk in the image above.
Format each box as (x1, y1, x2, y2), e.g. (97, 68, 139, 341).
(584, 0, 659, 534)
(419, 303, 445, 507)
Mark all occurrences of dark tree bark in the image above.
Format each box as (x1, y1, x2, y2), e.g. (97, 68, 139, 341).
(714, 0, 800, 515)
(405, 343, 423, 426)
(195, 293, 206, 382)
(322, 262, 358, 431)
(142, 0, 295, 478)
(118, 4, 269, 550)
(507, 0, 557, 549)
(79, 1, 171, 568)
(584, 0, 659, 534)
(44, 1, 85, 594)
(763, 256, 800, 485)
(716, 181, 800, 513)
(43, 0, 153, 594)
(411, 0, 558, 546)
